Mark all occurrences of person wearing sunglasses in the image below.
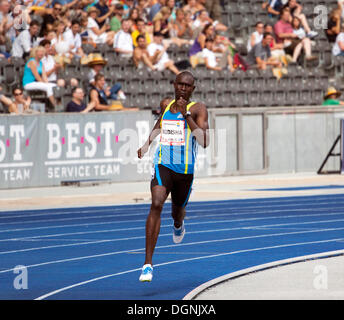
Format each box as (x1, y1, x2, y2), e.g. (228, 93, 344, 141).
(10, 87, 36, 114)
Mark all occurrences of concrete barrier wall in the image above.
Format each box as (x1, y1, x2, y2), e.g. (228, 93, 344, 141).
(0, 106, 343, 189)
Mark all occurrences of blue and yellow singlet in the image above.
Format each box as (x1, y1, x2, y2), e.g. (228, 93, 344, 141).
(154, 99, 197, 174)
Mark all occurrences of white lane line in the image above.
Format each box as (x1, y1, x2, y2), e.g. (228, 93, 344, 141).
(0, 205, 344, 232)
(0, 196, 343, 220)
(1, 226, 344, 274)
(34, 237, 344, 300)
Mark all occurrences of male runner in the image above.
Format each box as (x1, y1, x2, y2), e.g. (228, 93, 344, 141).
(137, 71, 209, 282)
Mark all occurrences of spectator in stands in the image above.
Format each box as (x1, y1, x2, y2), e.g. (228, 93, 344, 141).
(66, 86, 96, 113)
(113, 18, 134, 58)
(291, 16, 306, 39)
(63, 19, 84, 58)
(88, 54, 126, 101)
(189, 23, 215, 67)
(11, 20, 40, 59)
(183, 0, 204, 20)
(262, 0, 284, 19)
(132, 18, 152, 47)
(274, 7, 317, 63)
(202, 37, 230, 71)
(166, 0, 177, 22)
(39, 2, 64, 37)
(326, 8, 341, 43)
(246, 32, 282, 70)
(87, 6, 116, 46)
(213, 33, 236, 72)
(153, 6, 172, 39)
(128, 7, 140, 32)
(133, 34, 157, 70)
(247, 21, 265, 53)
(170, 8, 193, 41)
(332, 25, 344, 56)
(51, 20, 72, 63)
(22, 46, 57, 109)
(192, 9, 227, 34)
(0, 86, 15, 113)
(89, 73, 120, 111)
(147, 31, 179, 74)
(11, 87, 38, 114)
(110, 3, 124, 32)
(95, 0, 115, 28)
(264, 23, 287, 65)
(322, 87, 344, 106)
(148, 0, 167, 22)
(136, 0, 150, 23)
(40, 39, 65, 87)
(283, 0, 318, 38)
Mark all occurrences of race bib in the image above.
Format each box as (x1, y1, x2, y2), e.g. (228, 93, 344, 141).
(160, 120, 185, 146)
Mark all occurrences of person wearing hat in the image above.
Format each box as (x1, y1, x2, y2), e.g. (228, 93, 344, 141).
(322, 87, 344, 106)
(87, 6, 116, 46)
(88, 53, 126, 101)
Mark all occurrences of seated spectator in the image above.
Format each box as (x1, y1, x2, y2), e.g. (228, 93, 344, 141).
(183, 0, 204, 20)
(326, 8, 341, 43)
(89, 73, 122, 111)
(51, 20, 72, 64)
(95, 0, 115, 29)
(332, 25, 344, 56)
(63, 19, 85, 59)
(247, 21, 265, 53)
(40, 40, 65, 87)
(292, 16, 307, 40)
(88, 54, 126, 101)
(262, 0, 284, 19)
(38, 2, 64, 37)
(11, 20, 40, 59)
(192, 9, 227, 34)
(133, 34, 157, 70)
(170, 8, 193, 41)
(136, 0, 150, 23)
(153, 6, 172, 40)
(11, 87, 39, 114)
(113, 19, 134, 58)
(189, 23, 215, 67)
(274, 8, 317, 63)
(246, 32, 282, 70)
(128, 7, 140, 32)
(66, 86, 96, 113)
(202, 37, 233, 71)
(264, 23, 287, 65)
(148, 0, 166, 22)
(87, 6, 115, 46)
(110, 4, 125, 32)
(0, 86, 15, 113)
(147, 31, 179, 74)
(166, 0, 177, 22)
(284, 0, 318, 38)
(132, 18, 151, 47)
(322, 87, 344, 105)
(22, 46, 57, 109)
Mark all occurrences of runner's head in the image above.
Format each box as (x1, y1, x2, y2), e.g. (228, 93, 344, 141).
(174, 71, 195, 101)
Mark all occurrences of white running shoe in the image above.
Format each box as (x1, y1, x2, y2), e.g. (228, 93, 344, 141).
(173, 222, 185, 244)
(139, 264, 153, 282)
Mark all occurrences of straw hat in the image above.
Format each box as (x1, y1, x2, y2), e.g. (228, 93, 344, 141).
(324, 87, 341, 99)
(87, 6, 100, 15)
(87, 53, 107, 66)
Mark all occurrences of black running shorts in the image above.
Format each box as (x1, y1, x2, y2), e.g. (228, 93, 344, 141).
(151, 164, 194, 208)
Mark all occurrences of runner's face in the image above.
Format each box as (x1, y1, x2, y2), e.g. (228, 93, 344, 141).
(174, 74, 195, 101)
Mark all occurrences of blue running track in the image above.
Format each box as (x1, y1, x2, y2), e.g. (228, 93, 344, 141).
(0, 193, 344, 300)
